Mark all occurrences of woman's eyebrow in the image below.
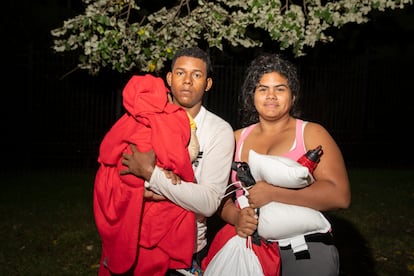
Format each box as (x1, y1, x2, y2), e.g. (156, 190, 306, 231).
(256, 83, 288, 88)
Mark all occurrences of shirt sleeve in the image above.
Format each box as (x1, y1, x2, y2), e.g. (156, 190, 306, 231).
(147, 122, 235, 217)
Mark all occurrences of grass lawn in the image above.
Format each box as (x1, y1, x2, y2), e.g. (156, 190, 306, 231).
(0, 168, 413, 275)
(329, 168, 414, 276)
(0, 170, 100, 275)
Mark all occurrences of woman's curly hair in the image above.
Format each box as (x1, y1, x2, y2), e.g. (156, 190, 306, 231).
(239, 53, 301, 127)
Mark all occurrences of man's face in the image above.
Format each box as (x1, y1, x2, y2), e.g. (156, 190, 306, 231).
(166, 56, 212, 109)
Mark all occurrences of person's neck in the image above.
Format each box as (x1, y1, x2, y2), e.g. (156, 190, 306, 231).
(182, 104, 202, 119)
(258, 116, 294, 134)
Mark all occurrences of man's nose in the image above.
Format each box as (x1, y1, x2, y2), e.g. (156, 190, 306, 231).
(183, 74, 193, 84)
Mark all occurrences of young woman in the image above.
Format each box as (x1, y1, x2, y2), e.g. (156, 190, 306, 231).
(204, 53, 350, 276)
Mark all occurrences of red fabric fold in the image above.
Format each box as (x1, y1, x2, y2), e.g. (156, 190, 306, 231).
(94, 74, 196, 275)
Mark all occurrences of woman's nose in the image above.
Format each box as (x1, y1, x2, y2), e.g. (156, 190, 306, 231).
(266, 90, 277, 99)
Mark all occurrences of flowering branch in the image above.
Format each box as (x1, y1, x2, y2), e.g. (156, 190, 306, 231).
(50, 0, 413, 75)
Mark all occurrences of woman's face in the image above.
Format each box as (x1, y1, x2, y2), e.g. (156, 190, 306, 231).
(254, 72, 293, 120)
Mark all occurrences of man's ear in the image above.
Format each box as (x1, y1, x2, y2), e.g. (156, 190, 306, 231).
(205, 77, 213, 92)
(166, 72, 172, 87)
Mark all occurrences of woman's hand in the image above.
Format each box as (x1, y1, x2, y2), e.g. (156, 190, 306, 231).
(234, 207, 258, 238)
(247, 181, 274, 208)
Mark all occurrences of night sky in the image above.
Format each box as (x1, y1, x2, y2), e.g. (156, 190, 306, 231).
(2, 1, 414, 169)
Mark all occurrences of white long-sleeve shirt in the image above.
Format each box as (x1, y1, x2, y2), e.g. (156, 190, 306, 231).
(147, 106, 235, 252)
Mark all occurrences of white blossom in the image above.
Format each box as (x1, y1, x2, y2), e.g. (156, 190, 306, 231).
(50, 0, 413, 75)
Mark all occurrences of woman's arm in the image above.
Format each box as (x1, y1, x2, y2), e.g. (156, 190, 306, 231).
(247, 122, 351, 211)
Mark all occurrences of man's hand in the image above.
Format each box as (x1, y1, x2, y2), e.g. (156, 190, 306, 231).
(120, 144, 155, 181)
(144, 188, 167, 201)
(160, 168, 182, 185)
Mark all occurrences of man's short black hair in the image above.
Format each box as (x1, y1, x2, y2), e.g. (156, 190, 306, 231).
(171, 47, 213, 78)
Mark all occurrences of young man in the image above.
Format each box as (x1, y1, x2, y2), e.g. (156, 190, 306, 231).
(120, 47, 235, 275)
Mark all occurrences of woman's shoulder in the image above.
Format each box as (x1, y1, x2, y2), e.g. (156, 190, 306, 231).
(234, 123, 257, 142)
(234, 128, 243, 143)
(304, 121, 329, 133)
(234, 128, 243, 135)
(303, 120, 335, 147)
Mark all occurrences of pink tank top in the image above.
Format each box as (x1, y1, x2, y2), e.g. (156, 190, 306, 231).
(231, 119, 307, 183)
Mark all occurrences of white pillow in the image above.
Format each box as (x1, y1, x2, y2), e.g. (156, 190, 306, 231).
(248, 150, 314, 188)
(247, 150, 330, 248)
(257, 202, 331, 245)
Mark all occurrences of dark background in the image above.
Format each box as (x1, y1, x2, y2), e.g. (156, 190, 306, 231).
(1, 1, 414, 171)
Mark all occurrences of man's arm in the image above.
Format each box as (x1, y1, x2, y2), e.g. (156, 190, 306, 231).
(121, 124, 235, 217)
(121, 145, 182, 185)
(121, 147, 171, 201)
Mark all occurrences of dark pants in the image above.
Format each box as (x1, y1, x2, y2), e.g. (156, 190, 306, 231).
(279, 241, 339, 276)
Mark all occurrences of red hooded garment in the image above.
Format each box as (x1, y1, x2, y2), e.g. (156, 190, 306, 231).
(93, 74, 196, 275)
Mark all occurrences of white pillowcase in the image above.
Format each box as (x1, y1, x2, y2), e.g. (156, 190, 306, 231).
(247, 150, 331, 247)
(258, 202, 331, 246)
(248, 150, 314, 188)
